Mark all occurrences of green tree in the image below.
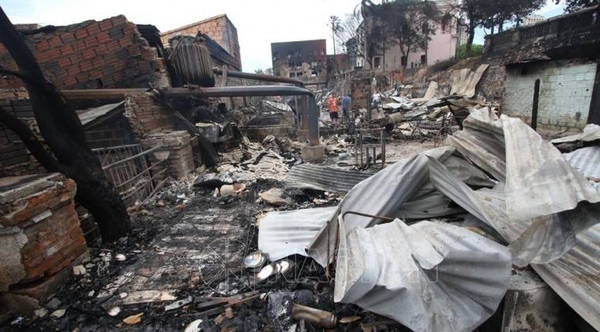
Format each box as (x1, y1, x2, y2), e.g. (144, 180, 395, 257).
(454, 0, 545, 57)
(379, 0, 440, 68)
(457, 43, 483, 59)
(555, 0, 600, 12)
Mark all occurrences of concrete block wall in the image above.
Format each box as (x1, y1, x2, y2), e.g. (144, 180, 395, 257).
(503, 60, 597, 133)
(0, 15, 166, 90)
(0, 173, 88, 314)
(141, 131, 195, 179)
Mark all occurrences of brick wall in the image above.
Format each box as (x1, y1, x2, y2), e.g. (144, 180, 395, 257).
(161, 15, 242, 70)
(124, 92, 175, 138)
(502, 60, 598, 133)
(0, 15, 166, 90)
(141, 131, 195, 179)
(351, 77, 372, 110)
(0, 96, 44, 177)
(0, 173, 88, 314)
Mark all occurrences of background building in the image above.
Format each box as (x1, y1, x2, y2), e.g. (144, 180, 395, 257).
(161, 14, 242, 70)
(359, 0, 464, 71)
(271, 39, 328, 83)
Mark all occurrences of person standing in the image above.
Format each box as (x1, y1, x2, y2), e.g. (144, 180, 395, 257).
(372, 91, 381, 110)
(342, 94, 351, 119)
(328, 92, 339, 125)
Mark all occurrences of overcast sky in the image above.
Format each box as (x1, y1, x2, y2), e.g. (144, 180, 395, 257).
(2, 0, 564, 72)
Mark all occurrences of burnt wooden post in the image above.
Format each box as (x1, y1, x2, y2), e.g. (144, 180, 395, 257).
(531, 79, 540, 131)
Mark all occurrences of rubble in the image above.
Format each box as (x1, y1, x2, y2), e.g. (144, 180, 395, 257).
(2, 9, 599, 332)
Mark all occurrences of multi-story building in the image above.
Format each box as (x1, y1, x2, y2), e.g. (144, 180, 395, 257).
(271, 40, 329, 83)
(522, 15, 545, 26)
(161, 14, 242, 70)
(358, 0, 465, 71)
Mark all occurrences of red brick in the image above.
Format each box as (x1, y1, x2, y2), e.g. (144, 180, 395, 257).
(60, 32, 75, 44)
(99, 19, 113, 31)
(111, 15, 126, 26)
(81, 48, 96, 60)
(74, 28, 89, 39)
(47, 36, 62, 47)
(59, 44, 74, 56)
(86, 22, 100, 35)
(118, 37, 132, 48)
(57, 57, 71, 69)
(84, 36, 99, 48)
(36, 40, 50, 52)
(127, 44, 141, 57)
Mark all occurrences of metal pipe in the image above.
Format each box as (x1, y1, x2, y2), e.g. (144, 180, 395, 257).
(291, 304, 337, 329)
(162, 86, 320, 146)
(213, 67, 304, 87)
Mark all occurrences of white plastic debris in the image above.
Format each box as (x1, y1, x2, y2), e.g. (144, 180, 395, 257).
(115, 254, 126, 261)
(72, 265, 86, 276)
(50, 309, 66, 318)
(184, 319, 203, 332)
(107, 307, 121, 317)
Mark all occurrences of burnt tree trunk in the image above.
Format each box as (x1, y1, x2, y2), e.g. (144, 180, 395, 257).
(0, 6, 130, 242)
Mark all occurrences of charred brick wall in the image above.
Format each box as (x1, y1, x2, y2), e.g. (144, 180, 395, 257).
(0, 174, 88, 314)
(351, 77, 372, 110)
(0, 15, 166, 90)
(161, 15, 242, 70)
(0, 96, 44, 178)
(124, 92, 175, 138)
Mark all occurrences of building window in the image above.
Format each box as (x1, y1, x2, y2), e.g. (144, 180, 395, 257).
(272, 52, 279, 60)
(289, 72, 296, 78)
(311, 70, 318, 77)
(374, 56, 382, 69)
(421, 54, 427, 66)
(441, 15, 451, 33)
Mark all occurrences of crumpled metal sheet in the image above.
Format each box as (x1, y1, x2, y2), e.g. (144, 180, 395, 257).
(286, 164, 374, 193)
(307, 147, 456, 267)
(433, 110, 600, 266)
(258, 207, 336, 262)
(334, 219, 511, 332)
(564, 146, 600, 192)
(445, 108, 506, 181)
(502, 117, 600, 220)
(529, 146, 600, 331)
(551, 124, 600, 144)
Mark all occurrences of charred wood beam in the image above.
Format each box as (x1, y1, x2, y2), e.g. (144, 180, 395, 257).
(0, 106, 61, 171)
(0, 6, 130, 242)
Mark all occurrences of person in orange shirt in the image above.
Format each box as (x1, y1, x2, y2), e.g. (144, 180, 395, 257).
(328, 92, 339, 125)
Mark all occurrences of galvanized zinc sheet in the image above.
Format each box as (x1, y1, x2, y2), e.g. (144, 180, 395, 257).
(286, 164, 374, 193)
(335, 219, 511, 332)
(307, 147, 456, 267)
(258, 207, 336, 262)
(530, 145, 600, 331)
(551, 124, 600, 144)
(564, 146, 600, 192)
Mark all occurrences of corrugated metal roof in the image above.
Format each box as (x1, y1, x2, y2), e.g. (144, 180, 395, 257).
(77, 102, 125, 128)
(335, 219, 511, 332)
(258, 207, 336, 262)
(551, 124, 600, 144)
(286, 164, 374, 193)
(564, 146, 600, 192)
(530, 145, 600, 331)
